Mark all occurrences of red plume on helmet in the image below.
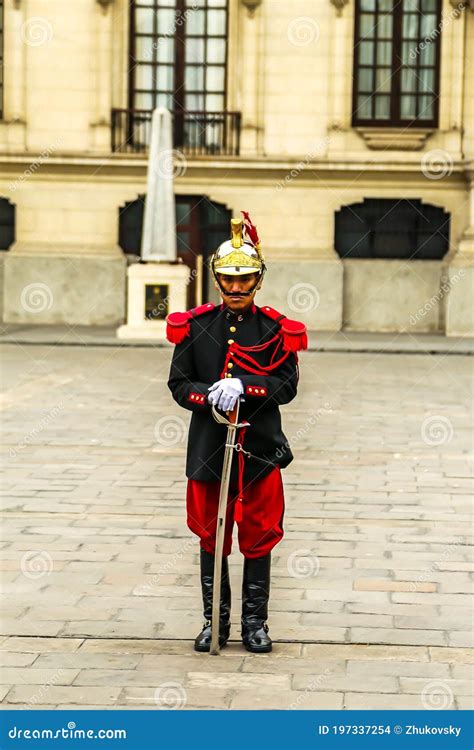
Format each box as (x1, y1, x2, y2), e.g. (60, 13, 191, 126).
(241, 211, 260, 248)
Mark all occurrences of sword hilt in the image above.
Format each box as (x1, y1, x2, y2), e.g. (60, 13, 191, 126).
(211, 403, 250, 429)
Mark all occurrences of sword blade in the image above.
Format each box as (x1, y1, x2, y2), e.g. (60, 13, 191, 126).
(210, 400, 240, 655)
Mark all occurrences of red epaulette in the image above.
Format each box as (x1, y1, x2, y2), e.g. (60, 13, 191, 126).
(259, 305, 308, 353)
(166, 302, 215, 344)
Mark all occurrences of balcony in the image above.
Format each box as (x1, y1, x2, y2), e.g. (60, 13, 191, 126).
(111, 109, 241, 157)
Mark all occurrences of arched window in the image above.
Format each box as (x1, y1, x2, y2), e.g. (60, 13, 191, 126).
(335, 199, 449, 260)
(352, 0, 442, 127)
(0, 197, 15, 250)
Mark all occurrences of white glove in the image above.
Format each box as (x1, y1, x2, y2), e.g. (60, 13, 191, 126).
(208, 378, 243, 412)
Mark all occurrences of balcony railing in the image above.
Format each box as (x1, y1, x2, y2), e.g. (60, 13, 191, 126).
(111, 109, 241, 157)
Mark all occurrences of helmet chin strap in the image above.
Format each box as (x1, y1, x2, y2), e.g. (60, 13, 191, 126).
(212, 265, 266, 298)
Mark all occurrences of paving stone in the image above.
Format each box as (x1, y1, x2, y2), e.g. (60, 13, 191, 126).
(304, 644, 429, 661)
(186, 671, 291, 690)
(32, 653, 142, 670)
(350, 628, 446, 646)
(301, 613, 393, 628)
(79, 639, 192, 655)
(293, 673, 398, 694)
(344, 692, 429, 709)
(448, 631, 474, 648)
(59, 622, 160, 639)
(394, 614, 472, 631)
(4, 685, 122, 705)
(429, 647, 474, 664)
(392, 593, 471, 606)
(243, 657, 345, 675)
(73, 668, 189, 687)
(0, 686, 12, 701)
(231, 690, 344, 710)
(0, 652, 39, 667)
(0, 668, 79, 685)
(346, 660, 450, 678)
(354, 579, 437, 593)
(1, 620, 65, 637)
(120, 687, 232, 709)
(27, 607, 118, 621)
(399, 677, 473, 696)
(136, 654, 246, 672)
(450, 664, 474, 680)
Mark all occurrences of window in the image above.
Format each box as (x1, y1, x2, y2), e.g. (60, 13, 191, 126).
(352, 0, 441, 127)
(0, 198, 15, 250)
(335, 199, 449, 260)
(130, 0, 228, 115)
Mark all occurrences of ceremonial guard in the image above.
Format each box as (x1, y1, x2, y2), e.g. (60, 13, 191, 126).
(166, 213, 307, 653)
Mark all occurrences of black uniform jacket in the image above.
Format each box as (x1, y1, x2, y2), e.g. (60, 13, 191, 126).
(167, 301, 305, 485)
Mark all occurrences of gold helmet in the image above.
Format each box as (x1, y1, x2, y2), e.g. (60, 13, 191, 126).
(210, 212, 266, 282)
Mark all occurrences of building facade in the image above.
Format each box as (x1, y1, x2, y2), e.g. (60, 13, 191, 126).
(0, 0, 473, 334)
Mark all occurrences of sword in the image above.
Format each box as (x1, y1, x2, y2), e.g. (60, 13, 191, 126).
(209, 400, 249, 655)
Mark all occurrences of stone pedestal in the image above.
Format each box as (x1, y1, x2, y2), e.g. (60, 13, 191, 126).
(117, 261, 190, 340)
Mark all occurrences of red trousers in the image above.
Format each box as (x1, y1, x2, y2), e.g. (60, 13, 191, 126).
(186, 466, 285, 559)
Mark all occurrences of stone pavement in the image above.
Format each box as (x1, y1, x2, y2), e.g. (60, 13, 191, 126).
(0, 341, 472, 710)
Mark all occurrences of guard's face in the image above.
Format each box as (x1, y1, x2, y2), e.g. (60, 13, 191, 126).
(216, 273, 261, 312)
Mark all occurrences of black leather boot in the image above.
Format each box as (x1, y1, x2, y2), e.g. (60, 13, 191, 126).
(241, 553, 272, 653)
(194, 548, 231, 652)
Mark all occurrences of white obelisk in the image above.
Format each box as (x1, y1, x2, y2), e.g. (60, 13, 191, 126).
(141, 107, 178, 262)
(117, 107, 189, 340)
